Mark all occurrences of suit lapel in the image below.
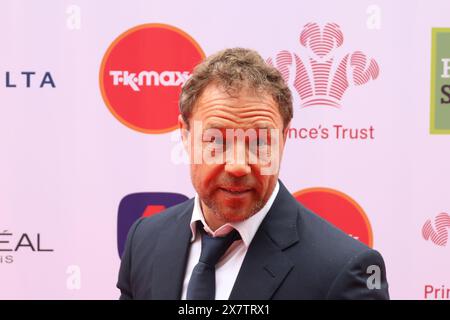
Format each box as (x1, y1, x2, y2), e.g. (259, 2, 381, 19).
(228, 230, 294, 299)
(151, 199, 194, 299)
(229, 180, 300, 300)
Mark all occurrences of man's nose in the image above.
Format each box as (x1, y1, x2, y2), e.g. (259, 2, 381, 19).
(224, 162, 251, 177)
(224, 140, 251, 177)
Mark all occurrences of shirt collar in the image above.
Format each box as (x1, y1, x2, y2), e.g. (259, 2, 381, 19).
(189, 181, 280, 247)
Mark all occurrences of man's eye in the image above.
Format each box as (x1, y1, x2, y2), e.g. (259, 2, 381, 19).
(211, 137, 224, 145)
(257, 138, 268, 146)
(203, 135, 223, 144)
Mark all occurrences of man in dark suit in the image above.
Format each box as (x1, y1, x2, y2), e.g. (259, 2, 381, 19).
(117, 48, 389, 300)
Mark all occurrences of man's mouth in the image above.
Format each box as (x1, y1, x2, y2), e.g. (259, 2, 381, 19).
(219, 187, 253, 196)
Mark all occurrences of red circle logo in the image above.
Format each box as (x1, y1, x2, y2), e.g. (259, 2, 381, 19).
(100, 23, 205, 134)
(293, 187, 373, 247)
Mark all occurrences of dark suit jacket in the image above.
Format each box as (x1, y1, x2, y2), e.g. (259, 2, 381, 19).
(117, 180, 389, 299)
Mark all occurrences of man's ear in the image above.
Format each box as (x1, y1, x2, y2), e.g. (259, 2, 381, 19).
(283, 122, 291, 142)
(178, 114, 190, 153)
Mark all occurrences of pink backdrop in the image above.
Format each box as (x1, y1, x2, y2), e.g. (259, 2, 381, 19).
(1, 0, 449, 299)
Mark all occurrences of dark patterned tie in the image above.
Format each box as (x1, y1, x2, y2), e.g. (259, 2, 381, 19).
(186, 223, 240, 300)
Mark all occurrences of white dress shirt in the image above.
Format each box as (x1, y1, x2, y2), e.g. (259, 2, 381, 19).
(181, 181, 280, 300)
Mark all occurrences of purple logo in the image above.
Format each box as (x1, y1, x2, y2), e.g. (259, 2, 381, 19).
(117, 192, 189, 258)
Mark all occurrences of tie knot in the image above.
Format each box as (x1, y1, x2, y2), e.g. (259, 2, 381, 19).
(198, 224, 240, 267)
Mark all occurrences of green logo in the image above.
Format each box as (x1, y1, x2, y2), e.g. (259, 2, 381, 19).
(430, 28, 450, 134)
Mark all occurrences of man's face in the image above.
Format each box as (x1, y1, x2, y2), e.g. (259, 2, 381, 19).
(179, 84, 288, 225)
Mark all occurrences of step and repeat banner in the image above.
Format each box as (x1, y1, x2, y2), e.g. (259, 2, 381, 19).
(1, 0, 449, 299)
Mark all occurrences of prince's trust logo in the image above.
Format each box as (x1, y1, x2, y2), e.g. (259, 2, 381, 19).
(268, 22, 379, 108)
(422, 212, 450, 247)
(268, 22, 379, 142)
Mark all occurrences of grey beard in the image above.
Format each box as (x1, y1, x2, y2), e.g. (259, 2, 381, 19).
(202, 196, 265, 222)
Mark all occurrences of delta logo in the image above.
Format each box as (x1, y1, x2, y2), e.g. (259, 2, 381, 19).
(294, 187, 373, 247)
(100, 23, 205, 134)
(268, 22, 379, 109)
